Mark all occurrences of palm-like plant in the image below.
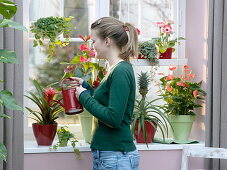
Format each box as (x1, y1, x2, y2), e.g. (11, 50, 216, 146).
(131, 71, 170, 145)
(25, 80, 63, 124)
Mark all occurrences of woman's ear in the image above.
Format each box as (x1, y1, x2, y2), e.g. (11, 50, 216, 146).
(105, 37, 111, 47)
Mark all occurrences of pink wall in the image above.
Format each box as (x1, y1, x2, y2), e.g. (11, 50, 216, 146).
(186, 0, 208, 142)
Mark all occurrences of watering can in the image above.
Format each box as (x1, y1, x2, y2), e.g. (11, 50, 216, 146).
(54, 78, 84, 115)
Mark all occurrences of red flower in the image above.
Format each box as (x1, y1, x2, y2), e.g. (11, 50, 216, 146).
(193, 90, 198, 98)
(78, 34, 91, 42)
(165, 74, 174, 81)
(80, 56, 91, 62)
(89, 49, 96, 57)
(187, 73, 195, 78)
(80, 44, 89, 51)
(162, 25, 173, 34)
(158, 73, 165, 75)
(136, 28, 141, 35)
(43, 87, 58, 106)
(184, 65, 189, 69)
(166, 85, 172, 92)
(184, 69, 190, 72)
(169, 66, 177, 71)
(156, 22, 165, 27)
(176, 82, 188, 87)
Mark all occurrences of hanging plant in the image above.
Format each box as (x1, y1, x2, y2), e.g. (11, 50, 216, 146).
(30, 16, 74, 61)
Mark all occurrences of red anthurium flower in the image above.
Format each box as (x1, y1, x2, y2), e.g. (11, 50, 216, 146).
(193, 90, 198, 98)
(156, 22, 165, 27)
(43, 87, 58, 106)
(136, 28, 141, 35)
(187, 73, 195, 78)
(184, 69, 190, 72)
(184, 65, 189, 69)
(89, 49, 96, 57)
(166, 85, 172, 92)
(158, 73, 165, 75)
(80, 56, 91, 63)
(184, 77, 190, 80)
(176, 82, 188, 87)
(169, 66, 177, 71)
(80, 44, 89, 51)
(166, 74, 174, 81)
(162, 25, 173, 34)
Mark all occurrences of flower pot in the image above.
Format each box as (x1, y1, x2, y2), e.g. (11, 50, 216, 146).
(159, 48, 173, 59)
(134, 120, 157, 143)
(79, 109, 96, 143)
(168, 115, 195, 142)
(32, 123, 57, 146)
(137, 54, 145, 59)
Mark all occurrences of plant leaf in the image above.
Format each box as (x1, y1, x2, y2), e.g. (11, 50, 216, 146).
(0, 19, 27, 31)
(0, 143, 7, 162)
(0, 49, 18, 63)
(0, 113, 10, 119)
(0, 90, 22, 111)
(0, 0, 17, 19)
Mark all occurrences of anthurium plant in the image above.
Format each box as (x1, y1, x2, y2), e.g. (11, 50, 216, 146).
(25, 80, 63, 124)
(158, 65, 206, 116)
(30, 16, 74, 61)
(62, 35, 106, 88)
(50, 126, 81, 160)
(0, 0, 26, 162)
(153, 19, 184, 54)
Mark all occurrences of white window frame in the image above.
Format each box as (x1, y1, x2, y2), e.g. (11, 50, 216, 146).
(24, 0, 186, 140)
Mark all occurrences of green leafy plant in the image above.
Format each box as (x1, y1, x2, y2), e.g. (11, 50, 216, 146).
(62, 35, 106, 88)
(139, 40, 158, 65)
(50, 126, 81, 160)
(25, 80, 63, 124)
(154, 19, 184, 54)
(158, 65, 206, 115)
(131, 71, 170, 145)
(30, 16, 74, 61)
(0, 0, 26, 162)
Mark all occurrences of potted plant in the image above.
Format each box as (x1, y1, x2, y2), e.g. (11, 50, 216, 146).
(50, 126, 81, 159)
(61, 34, 106, 143)
(30, 16, 74, 61)
(154, 20, 185, 59)
(158, 65, 206, 142)
(25, 80, 63, 146)
(138, 40, 159, 66)
(0, 0, 26, 161)
(131, 71, 170, 145)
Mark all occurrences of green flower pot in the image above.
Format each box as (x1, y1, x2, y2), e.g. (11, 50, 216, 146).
(168, 115, 195, 142)
(79, 109, 96, 143)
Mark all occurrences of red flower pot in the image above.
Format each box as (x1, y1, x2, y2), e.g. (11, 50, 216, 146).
(137, 54, 145, 59)
(32, 123, 57, 146)
(134, 120, 157, 143)
(159, 48, 173, 59)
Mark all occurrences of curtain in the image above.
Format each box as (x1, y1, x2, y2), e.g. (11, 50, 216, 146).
(206, 0, 227, 169)
(0, 0, 24, 169)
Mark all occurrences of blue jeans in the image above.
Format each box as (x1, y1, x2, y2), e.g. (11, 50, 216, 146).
(92, 149, 140, 170)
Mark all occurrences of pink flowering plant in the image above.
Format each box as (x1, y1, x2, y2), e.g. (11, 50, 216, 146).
(153, 20, 185, 54)
(158, 65, 206, 116)
(62, 35, 106, 88)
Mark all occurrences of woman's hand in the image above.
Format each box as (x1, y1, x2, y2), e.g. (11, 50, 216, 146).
(75, 86, 87, 99)
(62, 77, 84, 87)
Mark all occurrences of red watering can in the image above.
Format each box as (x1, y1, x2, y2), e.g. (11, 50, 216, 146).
(54, 78, 83, 115)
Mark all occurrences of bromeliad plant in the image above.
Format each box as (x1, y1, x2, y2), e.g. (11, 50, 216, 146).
(25, 80, 63, 124)
(158, 65, 206, 116)
(50, 126, 81, 160)
(131, 71, 170, 145)
(30, 16, 74, 61)
(153, 19, 184, 54)
(62, 34, 106, 89)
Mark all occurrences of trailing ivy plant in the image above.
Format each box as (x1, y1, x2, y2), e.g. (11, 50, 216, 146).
(30, 16, 74, 61)
(0, 0, 26, 162)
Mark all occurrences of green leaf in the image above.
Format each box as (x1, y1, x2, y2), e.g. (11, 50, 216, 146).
(0, 80, 3, 83)
(0, 49, 18, 63)
(0, 143, 7, 162)
(0, 90, 22, 111)
(0, 19, 27, 31)
(0, 0, 17, 19)
(70, 56, 81, 64)
(0, 113, 10, 119)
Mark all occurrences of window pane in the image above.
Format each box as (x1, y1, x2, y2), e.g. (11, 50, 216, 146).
(109, 0, 173, 39)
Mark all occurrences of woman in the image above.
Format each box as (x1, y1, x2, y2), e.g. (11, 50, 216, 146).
(72, 17, 140, 170)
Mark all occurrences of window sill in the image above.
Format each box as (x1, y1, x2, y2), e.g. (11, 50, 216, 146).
(130, 58, 188, 66)
(24, 140, 204, 154)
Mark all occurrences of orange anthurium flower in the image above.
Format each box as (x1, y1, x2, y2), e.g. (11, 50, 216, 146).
(187, 73, 195, 78)
(166, 85, 172, 92)
(166, 74, 174, 81)
(184, 69, 190, 72)
(184, 77, 190, 80)
(184, 65, 189, 69)
(80, 44, 89, 51)
(193, 90, 198, 98)
(169, 66, 177, 71)
(158, 73, 165, 75)
(176, 82, 188, 87)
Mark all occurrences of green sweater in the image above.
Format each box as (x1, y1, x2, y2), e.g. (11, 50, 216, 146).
(79, 61, 136, 152)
